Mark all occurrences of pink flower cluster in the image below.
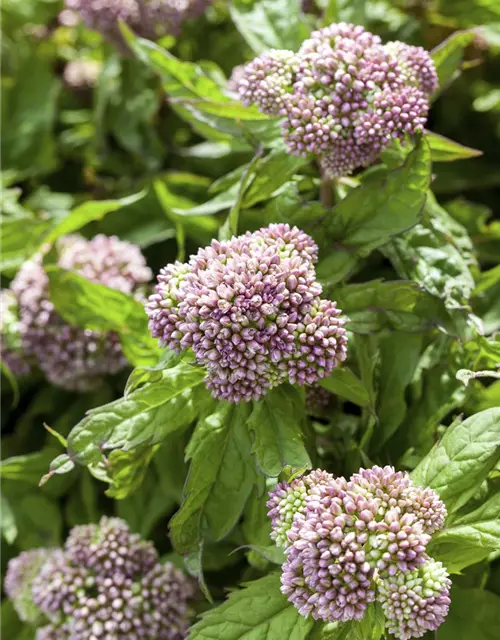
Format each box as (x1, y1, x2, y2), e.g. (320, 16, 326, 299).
(147, 224, 348, 403)
(267, 465, 449, 638)
(232, 22, 437, 176)
(5, 518, 194, 640)
(10, 234, 151, 391)
(66, 0, 212, 50)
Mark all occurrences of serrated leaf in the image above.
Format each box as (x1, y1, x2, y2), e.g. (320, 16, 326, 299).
(430, 492, 500, 572)
(187, 573, 315, 639)
(47, 266, 160, 367)
(332, 280, 448, 334)
(230, 0, 310, 55)
(104, 446, 157, 499)
(320, 138, 430, 267)
(412, 408, 500, 513)
(125, 31, 279, 145)
(170, 403, 256, 554)
(319, 367, 371, 407)
(248, 385, 311, 477)
(67, 360, 205, 465)
(426, 130, 482, 162)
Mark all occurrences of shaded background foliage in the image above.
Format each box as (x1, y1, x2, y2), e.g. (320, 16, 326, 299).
(1, 0, 500, 638)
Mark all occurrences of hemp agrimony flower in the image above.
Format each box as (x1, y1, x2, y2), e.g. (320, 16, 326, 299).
(5, 517, 194, 639)
(11, 234, 151, 391)
(147, 224, 348, 403)
(268, 465, 450, 637)
(232, 22, 437, 176)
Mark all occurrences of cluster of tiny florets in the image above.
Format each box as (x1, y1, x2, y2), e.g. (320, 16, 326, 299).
(267, 465, 450, 637)
(11, 234, 151, 391)
(377, 559, 451, 640)
(1, 289, 32, 377)
(66, 0, 212, 50)
(146, 224, 348, 403)
(4, 549, 51, 625)
(232, 22, 438, 176)
(4, 517, 194, 639)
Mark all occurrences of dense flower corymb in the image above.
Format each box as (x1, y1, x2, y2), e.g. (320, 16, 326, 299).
(11, 234, 151, 391)
(268, 465, 450, 637)
(4, 549, 53, 625)
(66, 0, 212, 50)
(232, 22, 437, 176)
(5, 517, 194, 639)
(147, 224, 348, 403)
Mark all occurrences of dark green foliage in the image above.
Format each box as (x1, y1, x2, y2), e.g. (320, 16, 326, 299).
(2, 1, 500, 639)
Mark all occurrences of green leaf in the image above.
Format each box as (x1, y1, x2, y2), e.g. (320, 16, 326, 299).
(230, 0, 310, 55)
(67, 359, 206, 465)
(170, 403, 257, 554)
(319, 367, 371, 407)
(42, 192, 146, 246)
(1, 196, 51, 274)
(47, 266, 160, 367)
(248, 385, 311, 477)
(125, 32, 279, 144)
(1, 448, 62, 485)
(321, 138, 430, 264)
(242, 150, 307, 209)
(104, 446, 157, 499)
(426, 130, 482, 162)
(332, 280, 447, 334)
(1, 53, 60, 176)
(187, 573, 315, 639)
(0, 493, 17, 543)
(430, 492, 500, 572)
(412, 408, 500, 514)
(431, 31, 475, 95)
(384, 192, 476, 317)
(435, 587, 500, 640)
(374, 333, 423, 450)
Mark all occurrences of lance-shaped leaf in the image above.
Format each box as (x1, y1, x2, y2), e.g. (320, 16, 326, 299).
(426, 130, 482, 162)
(47, 266, 160, 367)
(67, 359, 206, 465)
(170, 403, 257, 554)
(431, 30, 475, 96)
(412, 408, 500, 514)
(230, 0, 310, 54)
(383, 193, 476, 314)
(430, 492, 500, 572)
(247, 385, 311, 477)
(187, 573, 315, 639)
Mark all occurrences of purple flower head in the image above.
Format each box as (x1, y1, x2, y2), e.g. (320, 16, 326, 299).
(236, 22, 437, 176)
(267, 470, 334, 547)
(234, 50, 299, 116)
(377, 559, 451, 640)
(11, 234, 151, 391)
(65, 0, 212, 50)
(147, 224, 348, 403)
(274, 466, 448, 627)
(4, 549, 53, 624)
(1, 289, 32, 377)
(29, 517, 195, 639)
